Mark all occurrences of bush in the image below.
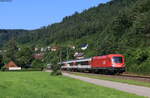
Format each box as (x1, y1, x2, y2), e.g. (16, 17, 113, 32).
(21, 68, 43, 71)
(1, 66, 7, 71)
(125, 48, 150, 74)
(51, 64, 62, 76)
(51, 70, 62, 76)
(31, 59, 45, 69)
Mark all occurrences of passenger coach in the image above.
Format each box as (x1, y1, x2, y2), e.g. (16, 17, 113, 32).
(61, 54, 125, 74)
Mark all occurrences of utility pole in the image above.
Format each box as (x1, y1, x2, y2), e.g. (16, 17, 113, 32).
(59, 50, 62, 63)
(67, 48, 69, 61)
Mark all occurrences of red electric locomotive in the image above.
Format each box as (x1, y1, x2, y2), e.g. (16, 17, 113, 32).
(61, 54, 125, 74)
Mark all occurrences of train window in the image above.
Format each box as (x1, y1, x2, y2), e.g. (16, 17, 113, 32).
(69, 63, 73, 66)
(77, 61, 89, 65)
(112, 57, 123, 63)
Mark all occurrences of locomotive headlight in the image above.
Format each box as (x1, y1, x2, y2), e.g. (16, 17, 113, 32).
(112, 58, 116, 67)
(112, 64, 115, 67)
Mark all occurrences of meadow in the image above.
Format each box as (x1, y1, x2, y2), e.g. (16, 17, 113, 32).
(0, 72, 145, 98)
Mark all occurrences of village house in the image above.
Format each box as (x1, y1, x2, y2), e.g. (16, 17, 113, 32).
(4, 61, 21, 70)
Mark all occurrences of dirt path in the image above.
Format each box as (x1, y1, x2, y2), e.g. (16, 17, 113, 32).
(63, 72, 150, 97)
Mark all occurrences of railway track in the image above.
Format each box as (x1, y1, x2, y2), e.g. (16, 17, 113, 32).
(63, 71, 150, 82)
(119, 74, 150, 79)
(115, 74, 150, 82)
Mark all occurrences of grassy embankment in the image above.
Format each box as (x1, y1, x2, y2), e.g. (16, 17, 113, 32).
(70, 72, 150, 88)
(0, 72, 146, 98)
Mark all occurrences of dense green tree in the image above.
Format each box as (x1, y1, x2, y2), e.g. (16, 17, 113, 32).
(31, 59, 44, 68)
(16, 46, 34, 68)
(3, 39, 18, 63)
(0, 55, 4, 69)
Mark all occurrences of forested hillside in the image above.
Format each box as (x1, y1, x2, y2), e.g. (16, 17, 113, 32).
(0, 0, 150, 74)
(0, 29, 28, 48)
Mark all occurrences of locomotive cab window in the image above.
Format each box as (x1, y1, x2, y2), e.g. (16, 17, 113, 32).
(112, 57, 123, 63)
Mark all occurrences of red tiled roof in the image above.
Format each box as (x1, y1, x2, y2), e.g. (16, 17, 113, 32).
(5, 61, 17, 68)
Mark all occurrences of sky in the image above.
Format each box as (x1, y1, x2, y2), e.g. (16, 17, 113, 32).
(0, 0, 110, 30)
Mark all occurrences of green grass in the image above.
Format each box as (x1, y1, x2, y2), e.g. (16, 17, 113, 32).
(71, 72, 150, 88)
(0, 72, 146, 98)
